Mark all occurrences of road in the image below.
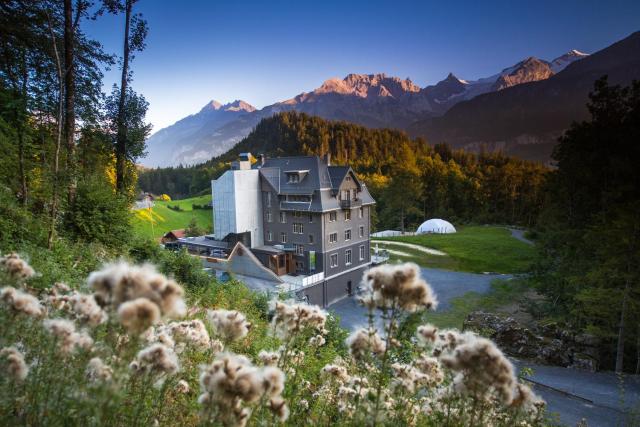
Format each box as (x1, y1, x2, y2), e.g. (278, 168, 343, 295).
(328, 267, 640, 427)
(329, 267, 511, 330)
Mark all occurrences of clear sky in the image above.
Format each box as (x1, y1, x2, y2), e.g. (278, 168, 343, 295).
(83, 0, 640, 133)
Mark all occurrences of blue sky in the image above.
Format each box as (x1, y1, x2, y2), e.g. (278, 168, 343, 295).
(84, 0, 640, 132)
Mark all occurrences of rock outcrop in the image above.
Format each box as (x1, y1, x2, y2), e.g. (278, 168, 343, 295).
(463, 311, 601, 371)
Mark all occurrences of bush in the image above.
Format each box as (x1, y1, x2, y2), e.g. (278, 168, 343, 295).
(65, 176, 131, 249)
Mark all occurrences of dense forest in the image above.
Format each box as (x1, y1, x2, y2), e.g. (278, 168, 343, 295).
(139, 112, 550, 230)
(533, 77, 640, 373)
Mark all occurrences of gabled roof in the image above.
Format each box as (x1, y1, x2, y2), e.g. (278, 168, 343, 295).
(164, 229, 186, 238)
(259, 155, 376, 212)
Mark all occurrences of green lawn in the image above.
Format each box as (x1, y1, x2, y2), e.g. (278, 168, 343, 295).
(424, 279, 532, 330)
(131, 195, 213, 240)
(373, 226, 535, 274)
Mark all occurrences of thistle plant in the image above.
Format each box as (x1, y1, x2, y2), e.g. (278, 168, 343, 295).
(0, 257, 549, 426)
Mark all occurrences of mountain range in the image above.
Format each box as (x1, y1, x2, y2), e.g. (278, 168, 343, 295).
(143, 32, 639, 167)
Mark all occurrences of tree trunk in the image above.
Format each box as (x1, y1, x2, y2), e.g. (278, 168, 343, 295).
(46, 10, 64, 249)
(16, 52, 29, 206)
(115, 0, 132, 193)
(615, 277, 630, 373)
(636, 326, 640, 375)
(64, 0, 76, 205)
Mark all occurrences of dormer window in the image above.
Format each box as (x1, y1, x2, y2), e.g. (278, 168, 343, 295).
(285, 170, 309, 184)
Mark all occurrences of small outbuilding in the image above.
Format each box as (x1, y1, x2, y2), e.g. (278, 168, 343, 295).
(161, 229, 186, 243)
(416, 219, 456, 234)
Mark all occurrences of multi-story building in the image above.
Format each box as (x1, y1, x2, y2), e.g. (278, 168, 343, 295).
(211, 152, 376, 306)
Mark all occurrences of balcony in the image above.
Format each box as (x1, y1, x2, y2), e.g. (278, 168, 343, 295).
(340, 198, 362, 209)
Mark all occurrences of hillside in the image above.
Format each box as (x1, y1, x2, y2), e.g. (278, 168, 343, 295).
(131, 195, 213, 239)
(410, 31, 640, 162)
(139, 112, 549, 230)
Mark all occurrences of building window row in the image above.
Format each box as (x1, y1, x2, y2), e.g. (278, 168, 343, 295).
(359, 245, 365, 260)
(293, 222, 304, 234)
(329, 232, 338, 243)
(359, 225, 364, 238)
(345, 229, 351, 241)
(330, 253, 338, 268)
(329, 211, 337, 222)
(280, 212, 286, 223)
(294, 243, 304, 255)
(345, 249, 352, 266)
(280, 232, 287, 243)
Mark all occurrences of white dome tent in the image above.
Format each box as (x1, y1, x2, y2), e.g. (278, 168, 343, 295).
(416, 219, 456, 234)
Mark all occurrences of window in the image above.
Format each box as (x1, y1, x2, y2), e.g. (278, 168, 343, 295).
(287, 173, 300, 183)
(329, 232, 338, 243)
(308, 213, 313, 223)
(266, 210, 272, 222)
(280, 232, 287, 243)
(294, 244, 304, 255)
(266, 192, 272, 207)
(293, 222, 304, 234)
(359, 207, 364, 219)
(345, 249, 352, 266)
(288, 195, 310, 202)
(352, 189, 357, 200)
(330, 253, 338, 268)
(308, 234, 314, 244)
(280, 212, 286, 223)
(345, 210, 351, 221)
(359, 245, 365, 261)
(341, 190, 349, 200)
(346, 176, 351, 181)
(359, 225, 364, 238)
(329, 212, 337, 222)
(267, 231, 273, 242)
(344, 229, 351, 241)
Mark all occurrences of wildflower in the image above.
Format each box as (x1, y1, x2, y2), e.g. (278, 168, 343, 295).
(130, 343, 179, 375)
(309, 334, 326, 347)
(511, 383, 545, 410)
(271, 301, 327, 339)
(346, 328, 386, 359)
(206, 309, 251, 341)
(1, 286, 44, 317)
(414, 355, 444, 385)
(360, 263, 438, 312)
(299, 399, 309, 410)
(43, 319, 93, 354)
(71, 293, 108, 326)
(118, 298, 161, 333)
(86, 357, 113, 382)
(53, 282, 71, 294)
(164, 319, 210, 349)
(176, 379, 190, 394)
(0, 346, 28, 382)
(88, 261, 186, 318)
(417, 324, 438, 344)
(320, 364, 350, 382)
(0, 253, 35, 280)
(258, 350, 280, 366)
(440, 336, 516, 404)
(199, 353, 288, 425)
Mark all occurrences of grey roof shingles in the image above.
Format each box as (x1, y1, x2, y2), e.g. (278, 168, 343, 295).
(258, 156, 375, 212)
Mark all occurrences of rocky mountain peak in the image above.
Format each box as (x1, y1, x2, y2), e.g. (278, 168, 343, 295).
(199, 100, 223, 112)
(492, 56, 554, 91)
(223, 100, 256, 112)
(551, 49, 589, 72)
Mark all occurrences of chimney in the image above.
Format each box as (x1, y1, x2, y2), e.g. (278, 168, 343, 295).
(323, 152, 331, 166)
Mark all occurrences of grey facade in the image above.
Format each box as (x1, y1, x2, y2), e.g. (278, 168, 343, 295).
(214, 153, 376, 307)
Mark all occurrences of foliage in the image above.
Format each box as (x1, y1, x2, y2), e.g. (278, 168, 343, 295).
(138, 112, 549, 230)
(533, 78, 640, 372)
(184, 218, 206, 237)
(64, 176, 132, 249)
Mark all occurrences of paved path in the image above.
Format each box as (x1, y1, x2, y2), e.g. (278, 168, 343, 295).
(371, 239, 447, 256)
(328, 267, 640, 427)
(508, 228, 534, 245)
(514, 360, 640, 427)
(329, 267, 511, 330)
